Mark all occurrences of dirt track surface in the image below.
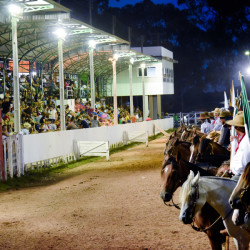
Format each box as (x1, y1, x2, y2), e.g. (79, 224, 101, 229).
(0, 137, 236, 250)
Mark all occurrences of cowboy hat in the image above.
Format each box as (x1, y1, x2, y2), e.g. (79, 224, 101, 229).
(219, 110, 231, 118)
(226, 113, 244, 127)
(198, 113, 210, 120)
(213, 108, 220, 114)
(208, 112, 214, 118)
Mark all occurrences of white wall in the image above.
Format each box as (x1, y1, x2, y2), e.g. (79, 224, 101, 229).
(22, 118, 173, 164)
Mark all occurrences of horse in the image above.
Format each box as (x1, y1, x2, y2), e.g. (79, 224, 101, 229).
(160, 158, 226, 250)
(181, 127, 205, 143)
(190, 136, 230, 167)
(179, 172, 250, 249)
(167, 139, 192, 162)
(229, 162, 250, 230)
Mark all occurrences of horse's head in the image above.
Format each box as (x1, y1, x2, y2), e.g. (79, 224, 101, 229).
(229, 163, 250, 226)
(163, 133, 177, 155)
(179, 171, 206, 224)
(229, 163, 250, 211)
(160, 157, 182, 203)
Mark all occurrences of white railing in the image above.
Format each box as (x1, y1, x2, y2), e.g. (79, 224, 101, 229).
(2, 118, 173, 180)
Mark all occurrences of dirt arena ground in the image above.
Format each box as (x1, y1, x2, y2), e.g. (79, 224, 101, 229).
(0, 137, 236, 250)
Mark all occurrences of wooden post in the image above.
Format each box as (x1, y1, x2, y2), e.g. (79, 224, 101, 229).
(225, 236, 229, 250)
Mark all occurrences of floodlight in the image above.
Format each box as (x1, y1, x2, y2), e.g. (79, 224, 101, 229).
(89, 40, 96, 49)
(247, 66, 250, 75)
(130, 58, 134, 64)
(8, 4, 23, 16)
(54, 28, 67, 40)
(245, 51, 250, 56)
(141, 63, 146, 68)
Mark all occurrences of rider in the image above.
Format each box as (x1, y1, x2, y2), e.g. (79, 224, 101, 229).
(217, 110, 231, 148)
(199, 113, 213, 134)
(226, 112, 250, 179)
(212, 108, 222, 131)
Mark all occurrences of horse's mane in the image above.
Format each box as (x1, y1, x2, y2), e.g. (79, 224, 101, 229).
(178, 141, 191, 146)
(242, 162, 250, 187)
(180, 160, 214, 176)
(179, 173, 237, 205)
(193, 135, 200, 146)
(179, 172, 194, 205)
(199, 138, 211, 153)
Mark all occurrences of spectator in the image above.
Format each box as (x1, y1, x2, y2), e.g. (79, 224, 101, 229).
(67, 116, 78, 130)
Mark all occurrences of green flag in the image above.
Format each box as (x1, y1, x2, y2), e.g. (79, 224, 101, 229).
(240, 74, 250, 141)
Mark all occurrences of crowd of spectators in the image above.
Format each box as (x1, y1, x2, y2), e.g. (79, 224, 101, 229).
(0, 73, 143, 137)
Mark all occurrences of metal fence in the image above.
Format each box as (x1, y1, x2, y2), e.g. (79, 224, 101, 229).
(168, 112, 202, 127)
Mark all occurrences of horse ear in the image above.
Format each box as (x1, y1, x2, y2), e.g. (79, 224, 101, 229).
(191, 172, 200, 186)
(188, 170, 195, 180)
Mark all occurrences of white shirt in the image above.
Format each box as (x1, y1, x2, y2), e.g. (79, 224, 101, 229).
(48, 109, 57, 120)
(201, 120, 214, 134)
(230, 135, 250, 176)
(213, 117, 222, 131)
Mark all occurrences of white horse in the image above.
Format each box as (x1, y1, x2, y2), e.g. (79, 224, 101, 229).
(179, 171, 250, 250)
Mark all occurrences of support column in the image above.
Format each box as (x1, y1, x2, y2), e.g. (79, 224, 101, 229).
(112, 59, 118, 125)
(141, 64, 146, 121)
(12, 16, 21, 132)
(58, 38, 66, 131)
(29, 61, 33, 104)
(129, 63, 134, 116)
(149, 95, 153, 119)
(89, 47, 95, 109)
(157, 95, 162, 119)
(3, 61, 6, 96)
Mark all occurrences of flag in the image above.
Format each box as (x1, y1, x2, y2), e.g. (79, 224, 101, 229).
(230, 81, 237, 159)
(231, 81, 236, 109)
(224, 91, 229, 109)
(239, 73, 250, 143)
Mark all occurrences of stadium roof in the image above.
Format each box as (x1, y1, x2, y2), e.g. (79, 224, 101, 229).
(0, 0, 160, 79)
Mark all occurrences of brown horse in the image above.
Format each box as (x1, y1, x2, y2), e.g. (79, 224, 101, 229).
(229, 162, 250, 228)
(181, 127, 205, 143)
(190, 136, 230, 167)
(167, 139, 192, 162)
(160, 158, 226, 250)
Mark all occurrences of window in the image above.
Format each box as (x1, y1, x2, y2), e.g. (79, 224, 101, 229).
(138, 67, 147, 77)
(138, 66, 156, 77)
(163, 68, 174, 83)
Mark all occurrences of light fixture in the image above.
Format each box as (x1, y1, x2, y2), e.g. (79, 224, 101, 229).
(245, 51, 250, 56)
(89, 40, 96, 49)
(114, 54, 119, 61)
(54, 28, 67, 40)
(8, 4, 23, 17)
(247, 66, 250, 75)
(130, 58, 134, 64)
(141, 63, 146, 69)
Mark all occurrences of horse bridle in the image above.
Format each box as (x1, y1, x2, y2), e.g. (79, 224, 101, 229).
(239, 185, 250, 213)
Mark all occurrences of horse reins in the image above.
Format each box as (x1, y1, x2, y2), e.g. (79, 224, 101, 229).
(164, 197, 181, 210)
